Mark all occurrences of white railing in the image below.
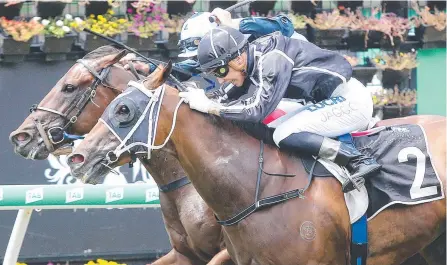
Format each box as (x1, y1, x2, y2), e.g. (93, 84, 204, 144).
(0, 184, 161, 265)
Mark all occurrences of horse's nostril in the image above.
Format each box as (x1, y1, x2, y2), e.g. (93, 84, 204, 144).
(17, 133, 28, 142)
(70, 154, 85, 164)
(13, 132, 30, 143)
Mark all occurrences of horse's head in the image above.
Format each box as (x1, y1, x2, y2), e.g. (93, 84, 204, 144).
(67, 61, 174, 184)
(9, 45, 138, 160)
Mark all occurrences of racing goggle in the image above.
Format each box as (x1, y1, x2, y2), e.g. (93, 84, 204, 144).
(178, 37, 201, 52)
(210, 65, 230, 78)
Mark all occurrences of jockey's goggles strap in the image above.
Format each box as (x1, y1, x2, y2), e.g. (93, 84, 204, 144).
(178, 37, 201, 52)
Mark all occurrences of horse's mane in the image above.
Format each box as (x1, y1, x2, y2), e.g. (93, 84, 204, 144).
(83, 45, 125, 60)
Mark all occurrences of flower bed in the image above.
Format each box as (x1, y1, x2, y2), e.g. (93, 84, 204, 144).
(0, 17, 44, 62)
(74, 9, 129, 52)
(372, 51, 417, 89)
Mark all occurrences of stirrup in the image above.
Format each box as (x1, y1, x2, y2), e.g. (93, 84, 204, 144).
(341, 167, 365, 193)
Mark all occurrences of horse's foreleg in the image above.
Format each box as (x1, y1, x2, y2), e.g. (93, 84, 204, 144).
(419, 232, 446, 265)
(150, 248, 196, 265)
(206, 249, 233, 265)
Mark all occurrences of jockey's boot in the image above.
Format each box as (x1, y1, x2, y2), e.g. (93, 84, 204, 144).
(277, 131, 381, 193)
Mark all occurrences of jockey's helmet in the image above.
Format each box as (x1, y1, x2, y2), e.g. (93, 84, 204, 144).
(178, 12, 218, 58)
(197, 26, 249, 72)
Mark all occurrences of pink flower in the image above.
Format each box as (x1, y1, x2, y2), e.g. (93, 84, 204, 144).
(127, 8, 133, 14)
(155, 15, 161, 20)
(147, 17, 153, 23)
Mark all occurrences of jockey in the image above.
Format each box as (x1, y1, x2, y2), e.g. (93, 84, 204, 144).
(120, 9, 307, 85)
(178, 25, 382, 193)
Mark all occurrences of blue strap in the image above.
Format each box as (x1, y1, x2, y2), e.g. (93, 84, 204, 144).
(352, 214, 368, 244)
(351, 214, 368, 265)
(63, 132, 85, 141)
(338, 133, 368, 265)
(338, 133, 355, 147)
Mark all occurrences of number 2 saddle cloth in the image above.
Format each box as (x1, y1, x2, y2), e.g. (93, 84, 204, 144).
(351, 124, 444, 221)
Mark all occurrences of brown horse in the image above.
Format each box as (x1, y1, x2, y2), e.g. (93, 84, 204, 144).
(67, 62, 446, 265)
(9, 46, 233, 265)
(9, 46, 136, 160)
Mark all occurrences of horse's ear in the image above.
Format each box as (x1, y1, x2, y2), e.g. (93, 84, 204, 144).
(162, 60, 173, 82)
(98, 50, 127, 69)
(109, 50, 127, 66)
(144, 61, 173, 89)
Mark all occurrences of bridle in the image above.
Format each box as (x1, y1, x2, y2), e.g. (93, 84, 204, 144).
(29, 59, 124, 153)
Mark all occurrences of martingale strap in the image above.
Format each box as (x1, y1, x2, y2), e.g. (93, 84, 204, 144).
(216, 141, 316, 226)
(159, 176, 192, 193)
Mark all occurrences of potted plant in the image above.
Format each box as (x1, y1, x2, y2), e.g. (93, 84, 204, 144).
(372, 86, 416, 119)
(0, 1, 24, 20)
(75, 9, 129, 52)
(344, 54, 378, 86)
(0, 17, 44, 62)
(37, 15, 80, 61)
(412, 3, 446, 48)
(377, 13, 411, 50)
(360, 8, 385, 48)
(288, 13, 308, 38)
(127, 3, 165, 55)
(305, 9, 349, 47)
(372, 51, 418, 89)
(346, 8, 370, 51)
(36, 1, 66, 19)
(162, 14, 186, 54)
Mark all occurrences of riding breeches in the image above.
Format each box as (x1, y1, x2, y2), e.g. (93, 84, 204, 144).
(272, 77, 374, 146)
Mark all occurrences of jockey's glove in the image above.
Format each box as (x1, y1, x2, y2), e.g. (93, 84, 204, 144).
(179, 89, 221, 115)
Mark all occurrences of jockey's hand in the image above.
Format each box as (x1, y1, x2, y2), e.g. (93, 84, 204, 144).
(211, 8, 235, 28)
(179, 89, 221, 115)
(119, 53, 150, 75)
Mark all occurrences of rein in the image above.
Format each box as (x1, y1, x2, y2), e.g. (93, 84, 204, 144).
(102, 82, 316, 224)
(100, 82, 189, 191)
(102, 82, 185, 162)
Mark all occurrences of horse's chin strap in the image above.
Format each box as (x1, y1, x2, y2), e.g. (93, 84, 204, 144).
(32, 117, 55, 153)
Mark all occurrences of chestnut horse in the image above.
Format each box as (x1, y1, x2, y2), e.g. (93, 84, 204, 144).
(67, 62, 445, 265)
(9, 46, 233, 265)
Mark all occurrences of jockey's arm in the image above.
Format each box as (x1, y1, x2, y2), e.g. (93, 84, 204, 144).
(218, 52, 294, 123)
(237, 15, 301, 40)
(212, 8, 305, 41)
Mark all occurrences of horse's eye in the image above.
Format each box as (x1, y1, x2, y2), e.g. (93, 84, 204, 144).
(117, 105, 130, 115)
(63, 84, 76, 93)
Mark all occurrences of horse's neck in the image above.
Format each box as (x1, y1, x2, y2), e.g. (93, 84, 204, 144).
(138, 151, 186, 188)
(167, 103, 296, 221)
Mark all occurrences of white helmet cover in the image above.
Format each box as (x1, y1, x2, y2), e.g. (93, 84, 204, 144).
(178, 12, 218, 58)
